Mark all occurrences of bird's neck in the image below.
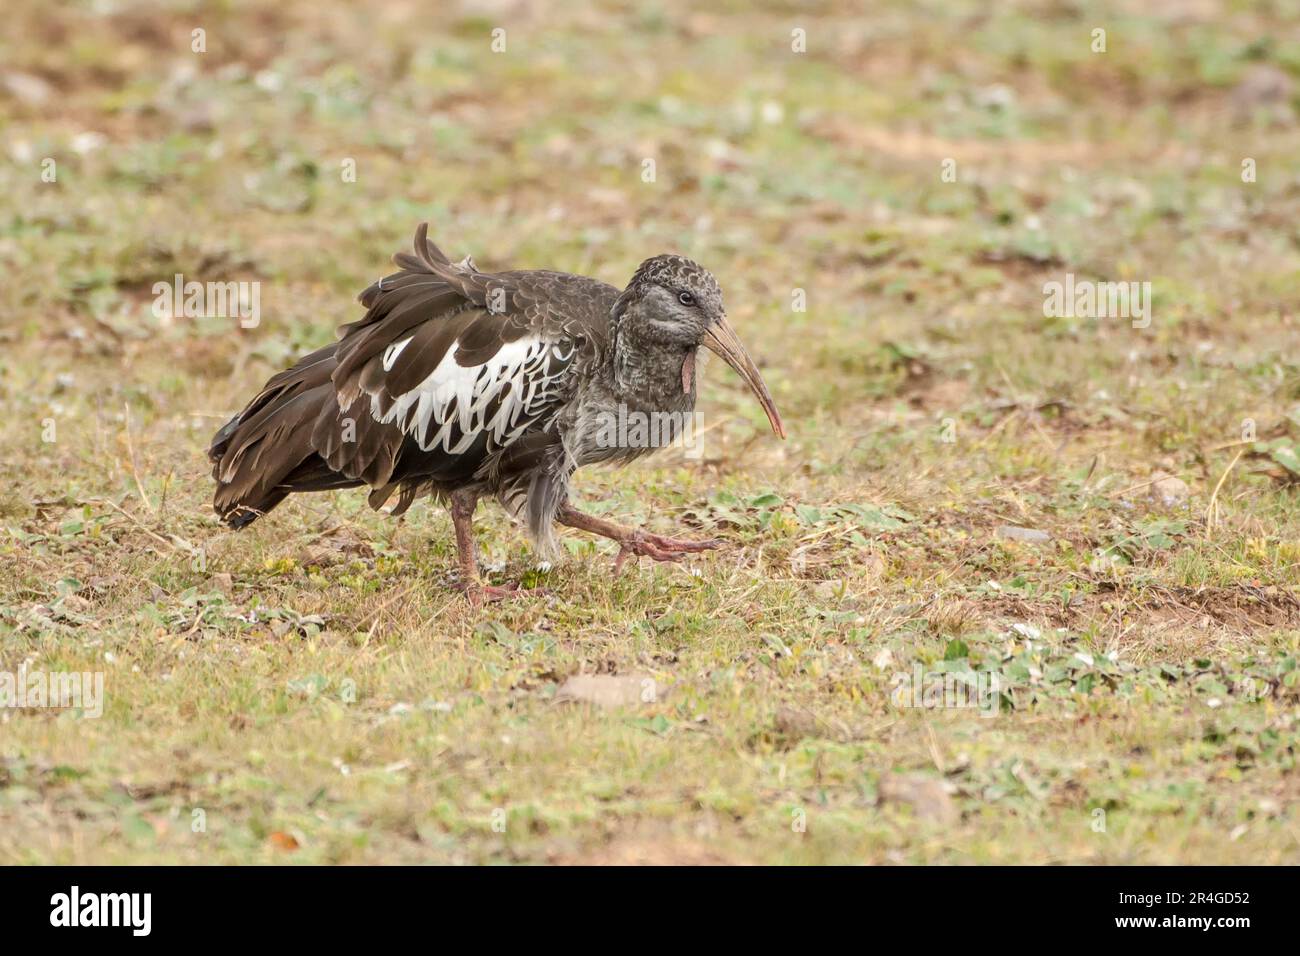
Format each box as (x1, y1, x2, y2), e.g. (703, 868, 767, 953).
(608, 322, 697, 412)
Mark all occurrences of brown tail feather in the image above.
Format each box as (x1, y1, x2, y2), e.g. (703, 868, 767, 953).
(209, 345, 363, 527)
(210, 223, 481, 529)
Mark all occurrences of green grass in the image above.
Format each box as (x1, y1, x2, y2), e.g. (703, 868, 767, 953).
(3, 0, 1300, 864)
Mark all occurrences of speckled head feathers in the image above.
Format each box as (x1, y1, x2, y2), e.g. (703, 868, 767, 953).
(625, 255, 722, 311)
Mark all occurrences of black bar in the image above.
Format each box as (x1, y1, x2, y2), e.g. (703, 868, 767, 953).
(0, 866, 1281, 941)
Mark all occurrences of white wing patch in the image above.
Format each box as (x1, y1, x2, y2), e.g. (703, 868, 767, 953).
(373, 337, 570, 454)
(382, 337, 412, 370)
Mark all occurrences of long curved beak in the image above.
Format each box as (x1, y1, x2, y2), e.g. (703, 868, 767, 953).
(702, 314, 786, 439)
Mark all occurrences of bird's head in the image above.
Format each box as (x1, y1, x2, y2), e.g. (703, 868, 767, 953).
(616, 255, 785, 439)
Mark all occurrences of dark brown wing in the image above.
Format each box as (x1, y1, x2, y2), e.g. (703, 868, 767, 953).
(210, 224, 613, 527)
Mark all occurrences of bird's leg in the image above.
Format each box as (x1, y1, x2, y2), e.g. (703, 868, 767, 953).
(556, 503, 722, 574)
(448, 490, 519, 604)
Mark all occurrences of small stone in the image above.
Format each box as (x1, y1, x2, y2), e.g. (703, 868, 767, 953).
(996, 525, 1051, 544)
(555, 674, 660, 708)
(1, 71, 53, 106)
(878, 773, 958, 825)
(70, 131, 107, 155)
(814, 578, 844, 599)
(772, 705, 821, 740)
(1148, 472, 1190, 506)
(178, 105, 215, 133)
(1232, 64, 1294, 109)
(860, 552, 886, 581)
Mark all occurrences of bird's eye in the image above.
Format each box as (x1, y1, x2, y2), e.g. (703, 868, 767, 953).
(678, 291, 696, 306)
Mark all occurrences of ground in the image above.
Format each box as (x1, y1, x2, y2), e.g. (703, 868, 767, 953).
(2, 0, 1300, 864)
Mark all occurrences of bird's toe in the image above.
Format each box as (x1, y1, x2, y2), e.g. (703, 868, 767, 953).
(642, 531, 723, 553)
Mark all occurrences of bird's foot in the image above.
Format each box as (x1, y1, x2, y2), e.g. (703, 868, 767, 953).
(613, 530, 723, 574)
(554, 504, 722, 575)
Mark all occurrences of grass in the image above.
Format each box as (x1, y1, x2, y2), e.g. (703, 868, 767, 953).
(2, 0, 1300, 864)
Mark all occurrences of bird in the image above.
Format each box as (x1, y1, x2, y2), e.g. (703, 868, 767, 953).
(209, 223, 785, 601)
